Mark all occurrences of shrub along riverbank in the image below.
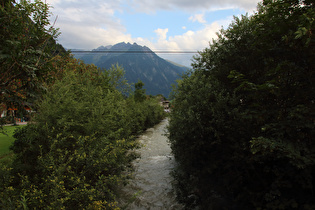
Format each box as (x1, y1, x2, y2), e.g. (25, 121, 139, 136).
(1, 1, 165, 208)
(169, 0, 314, 209)
(0, 61, 166, 209)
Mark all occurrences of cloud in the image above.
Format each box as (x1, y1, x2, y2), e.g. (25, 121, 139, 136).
(46, 0, 258, 67)
(189, 13, 206, 23)
(50, 1, 119, 27)
(169, 22, 221, 50)
(55, 23, 133, 49)
(48, 0, 130, 49)
(142, 21, 222, 52)
(129, 0, 261, 13)
(154, 28, 169, 41)
(137, 18, 231, 66)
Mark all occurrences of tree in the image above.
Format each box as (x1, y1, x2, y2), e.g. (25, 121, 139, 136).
(3, 65, 134, 209)
(0, 61, 166, 208)
(169, 0, 314, 209)
(134, 80, 146, 102)
(0, 0, 64, 111)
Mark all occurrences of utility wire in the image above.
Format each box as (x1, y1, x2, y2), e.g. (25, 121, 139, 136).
(70, 50, 198, 54)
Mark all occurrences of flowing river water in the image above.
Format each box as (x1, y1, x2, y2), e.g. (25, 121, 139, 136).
(120, 118, 184, 210)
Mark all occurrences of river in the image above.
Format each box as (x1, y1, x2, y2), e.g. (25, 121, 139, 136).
(119, 118, 183, 210)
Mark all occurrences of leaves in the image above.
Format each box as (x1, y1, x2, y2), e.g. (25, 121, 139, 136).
(169, 0, 315, 209)
(1, 63, 165, 209)
(0, 0, 68, 110)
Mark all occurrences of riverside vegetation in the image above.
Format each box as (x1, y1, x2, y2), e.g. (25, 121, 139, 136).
(0, 1, 165, 209)
(2, 0, 314, 209)
(168, 0, 314, 209)
(0, 65, 166, 209)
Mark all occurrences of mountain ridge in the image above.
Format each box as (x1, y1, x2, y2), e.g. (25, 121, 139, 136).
(73, 42, 187, 97)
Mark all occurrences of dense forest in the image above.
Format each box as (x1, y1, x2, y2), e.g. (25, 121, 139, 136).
(0, 1, 165, 209)
(168, 0, 314, 209)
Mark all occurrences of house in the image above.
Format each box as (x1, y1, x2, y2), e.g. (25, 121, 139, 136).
(1, 104, 32, 123)
(162, 101, 170, 109)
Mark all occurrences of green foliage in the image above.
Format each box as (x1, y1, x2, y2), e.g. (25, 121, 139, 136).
(0, 0, 67, 112)
(0, 62, 165, 209)
(0, 1, 165, 208)
(130, 97, 166, 130)
(134, 80, 146, 102)
(169, 0, 315, 209)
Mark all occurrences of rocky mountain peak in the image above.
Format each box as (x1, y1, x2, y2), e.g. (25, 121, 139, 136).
(74, 42, 187, 97)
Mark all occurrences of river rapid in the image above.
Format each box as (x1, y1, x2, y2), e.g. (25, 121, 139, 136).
(120, 118, 183, 210)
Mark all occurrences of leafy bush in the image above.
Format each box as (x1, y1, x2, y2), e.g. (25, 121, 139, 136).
(126, 80, 166, 133)
(0, 62, 165, 209)
(1, 1, 165, 207)
(0, 0, 67, 109)
(169, 0, 315, 209)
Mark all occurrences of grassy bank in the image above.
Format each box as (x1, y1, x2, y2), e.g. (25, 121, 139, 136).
(0, 125, 25, 159)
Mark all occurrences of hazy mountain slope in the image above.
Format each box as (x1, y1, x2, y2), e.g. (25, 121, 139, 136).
(73, 42, 187, 97)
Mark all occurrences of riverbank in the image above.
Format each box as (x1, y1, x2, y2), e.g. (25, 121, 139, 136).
(0, 125, 26, 161)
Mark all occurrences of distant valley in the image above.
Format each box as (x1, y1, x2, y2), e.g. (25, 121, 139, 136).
(72, 42, 188, 98)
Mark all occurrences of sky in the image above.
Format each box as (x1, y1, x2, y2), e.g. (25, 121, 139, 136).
(46, 0, 261, 66)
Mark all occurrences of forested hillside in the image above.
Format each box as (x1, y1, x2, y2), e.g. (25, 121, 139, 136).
(168, 0, 314, 209)
(74, 42, 187, 98)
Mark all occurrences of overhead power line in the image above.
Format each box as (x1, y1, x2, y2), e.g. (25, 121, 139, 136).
(70, 50, 199, 54)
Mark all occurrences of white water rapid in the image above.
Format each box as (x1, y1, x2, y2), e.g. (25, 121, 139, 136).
(120, 118, 183, 210)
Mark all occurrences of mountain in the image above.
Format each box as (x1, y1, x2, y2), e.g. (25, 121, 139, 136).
(93, 45, 112, 51)
(73, 42, 187, 97)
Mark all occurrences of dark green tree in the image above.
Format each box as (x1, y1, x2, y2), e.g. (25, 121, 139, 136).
(134, 80, 146, 102)
(0, 0, 64, 110)
(169, 0, 314, 209)
(2, 65, 135, 209)
(0, 60, 166, 208)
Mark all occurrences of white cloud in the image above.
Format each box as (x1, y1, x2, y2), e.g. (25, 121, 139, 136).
(140, 19, 230, 66)
(56, 23, 133, 49)
(48, 0, 128, 49)
(154, 28, 169, 41)
(140, 21, 221, 53)
(189, 13, 206, 23)
(45, 0, 259, 66)
(129, 0, 261, 13)
(171, 22, 220, 50)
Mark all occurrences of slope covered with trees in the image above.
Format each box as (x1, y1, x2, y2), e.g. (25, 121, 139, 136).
(168, 0, 314, 209)
(74, 42, 187, 98)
